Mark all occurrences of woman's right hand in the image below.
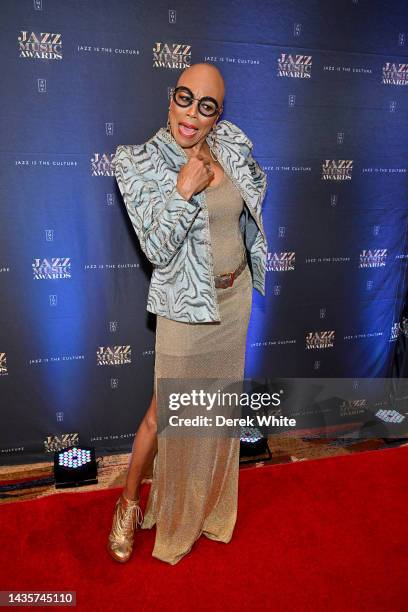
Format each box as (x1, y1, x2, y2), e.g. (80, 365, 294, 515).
(176, 155, 214, 201)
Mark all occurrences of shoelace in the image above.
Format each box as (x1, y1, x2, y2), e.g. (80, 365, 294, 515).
(120, 503, 144, 533)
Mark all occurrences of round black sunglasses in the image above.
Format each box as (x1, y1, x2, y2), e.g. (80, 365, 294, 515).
(172, 86, 221, 117)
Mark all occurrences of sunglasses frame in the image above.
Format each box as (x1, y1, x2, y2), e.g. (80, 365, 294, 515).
(172, 86, 221, 117)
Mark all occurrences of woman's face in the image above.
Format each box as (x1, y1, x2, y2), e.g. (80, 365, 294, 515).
(168, 77, 223, 149)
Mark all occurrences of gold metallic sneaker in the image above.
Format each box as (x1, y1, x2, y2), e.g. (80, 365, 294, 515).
(107, 492, 144, 563)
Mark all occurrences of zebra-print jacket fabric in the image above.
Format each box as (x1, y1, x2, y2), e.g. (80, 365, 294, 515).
(113, 119, 268, 323)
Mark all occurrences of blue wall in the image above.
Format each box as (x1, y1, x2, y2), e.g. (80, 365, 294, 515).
(1, 0, 407, 463)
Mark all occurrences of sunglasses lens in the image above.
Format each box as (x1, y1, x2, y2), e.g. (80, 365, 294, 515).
(173, 88, 219, 116)
(198, 100, 218, 116)
(174, 89, 192, 107)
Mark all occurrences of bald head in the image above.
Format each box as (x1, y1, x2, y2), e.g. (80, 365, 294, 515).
(176, 63, 225, 109)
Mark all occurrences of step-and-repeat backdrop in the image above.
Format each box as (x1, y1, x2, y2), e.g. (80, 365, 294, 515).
(1, 0, 407, 464)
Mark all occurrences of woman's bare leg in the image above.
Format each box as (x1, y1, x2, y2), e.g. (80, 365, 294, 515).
(122, 391, 157, 501)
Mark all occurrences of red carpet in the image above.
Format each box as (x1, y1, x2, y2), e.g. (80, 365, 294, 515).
(0, 446, 407, 611)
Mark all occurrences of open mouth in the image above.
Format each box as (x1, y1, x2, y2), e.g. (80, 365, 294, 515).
(178, 122, 198, 137)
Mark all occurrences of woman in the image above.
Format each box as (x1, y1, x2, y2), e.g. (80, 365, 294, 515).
(108, 62, 268, 565)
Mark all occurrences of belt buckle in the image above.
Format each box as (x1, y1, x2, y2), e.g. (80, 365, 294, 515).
(217, 263, 241, 288)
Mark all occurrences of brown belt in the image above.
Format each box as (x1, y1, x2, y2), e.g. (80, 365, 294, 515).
(214, 252, 247, 289)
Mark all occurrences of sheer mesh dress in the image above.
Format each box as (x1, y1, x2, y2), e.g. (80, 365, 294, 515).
(141, 172, 253, 564)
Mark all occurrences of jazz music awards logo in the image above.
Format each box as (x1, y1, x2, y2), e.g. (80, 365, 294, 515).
(96, 346, 132, 366)
(277, 53, 312, 78)
(0, 352, 8, 376)
(44, 433, 79, 453)
(18, 31, 62, 60)
(153, 42, 191, 69)
(340, 399, 367, 415)
(266, 252, 295, 272)
(382, 62, 408, 85)
(306, 331, 335, 349)
(32, 258, 71, 279)
(322, 160, 353, 181)
(359, 249, 387, 268)
(91, 153, 115, 176)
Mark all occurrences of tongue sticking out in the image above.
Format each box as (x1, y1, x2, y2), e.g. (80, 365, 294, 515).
(179, 124, 197, 136)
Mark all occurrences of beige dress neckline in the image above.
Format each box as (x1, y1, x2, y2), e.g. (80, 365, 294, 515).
(205, 172, 227, 191)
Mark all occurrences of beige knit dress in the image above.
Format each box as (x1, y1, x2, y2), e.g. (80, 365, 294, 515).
(140, 172, 253, 564)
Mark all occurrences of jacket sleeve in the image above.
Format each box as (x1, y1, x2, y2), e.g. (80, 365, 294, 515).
(245, 144, 268, 245)
(246, 147, 268, 207)
(113, 144, 202, 268)
(225, 120, 268, 206)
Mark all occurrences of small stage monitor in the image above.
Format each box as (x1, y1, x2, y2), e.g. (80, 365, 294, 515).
(54, 446, 98, 489)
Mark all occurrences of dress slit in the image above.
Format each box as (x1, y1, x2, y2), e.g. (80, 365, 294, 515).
(141, 174, 253, 564)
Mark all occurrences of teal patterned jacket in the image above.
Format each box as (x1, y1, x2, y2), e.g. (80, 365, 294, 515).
(113, 119, 268, 323)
